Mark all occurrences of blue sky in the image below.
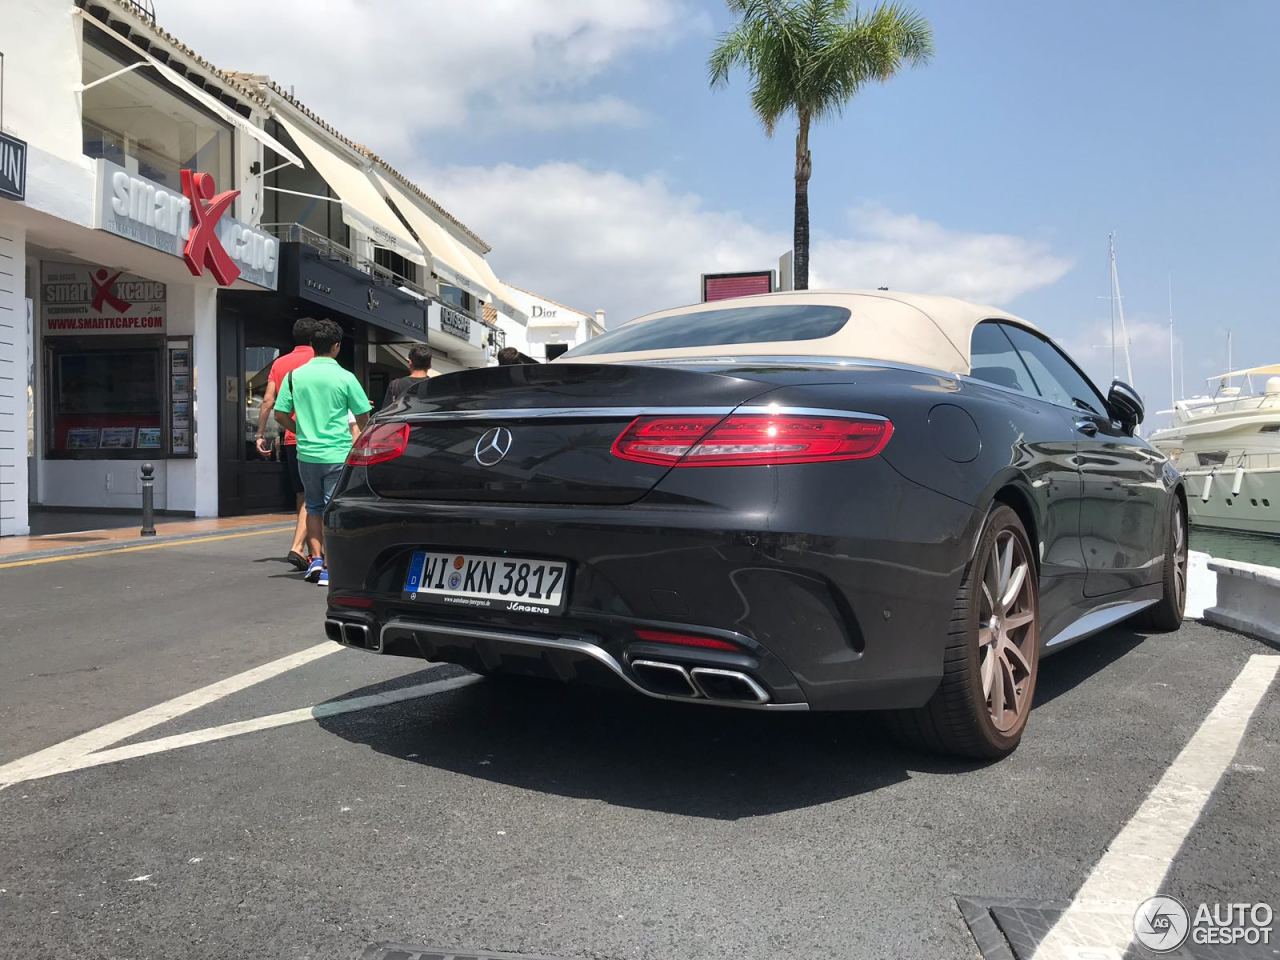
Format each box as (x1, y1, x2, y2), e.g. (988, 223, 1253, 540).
(174, 0, 1279, 411)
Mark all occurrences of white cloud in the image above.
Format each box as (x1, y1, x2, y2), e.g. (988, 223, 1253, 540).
(421, 162, 1073, 323)
(156, 0, 696, 152)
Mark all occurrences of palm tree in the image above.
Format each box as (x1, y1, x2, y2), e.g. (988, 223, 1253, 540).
(709, 1, 933, 290)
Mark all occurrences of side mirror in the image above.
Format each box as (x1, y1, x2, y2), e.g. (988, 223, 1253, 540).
(1107, 380, 1144, 435)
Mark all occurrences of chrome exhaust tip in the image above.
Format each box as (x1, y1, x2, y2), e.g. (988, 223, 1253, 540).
(630, 659, 698, 698)
(324, 619, 345, 643)
(690, 667, 769, 704)
(340, 621, 380, 652)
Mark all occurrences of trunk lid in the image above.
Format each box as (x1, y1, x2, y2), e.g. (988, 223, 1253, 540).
(366, 362, 774, 505)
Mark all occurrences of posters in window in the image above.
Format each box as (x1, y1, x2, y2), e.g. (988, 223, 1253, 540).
(99, 427, 136, 449)
(42, 262, 166, 336)
(137, 427, 162, 449)
(67, 428, 99, 450)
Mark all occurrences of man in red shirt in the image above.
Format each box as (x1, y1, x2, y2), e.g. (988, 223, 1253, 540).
(256, 317, 317, 568)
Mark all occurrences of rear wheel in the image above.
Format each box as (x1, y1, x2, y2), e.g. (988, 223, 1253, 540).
(890, 504, 1040, 760)
(1136, 496, 1187, 632)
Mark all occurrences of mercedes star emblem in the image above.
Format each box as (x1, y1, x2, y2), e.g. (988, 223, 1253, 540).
(474, 426, 514, 467)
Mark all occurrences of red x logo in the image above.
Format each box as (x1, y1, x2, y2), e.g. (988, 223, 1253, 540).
(90, 269, 130, 313)
(181, 170, 240, 286)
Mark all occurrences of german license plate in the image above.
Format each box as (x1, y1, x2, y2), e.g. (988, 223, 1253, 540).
(402, 551, 568, 615)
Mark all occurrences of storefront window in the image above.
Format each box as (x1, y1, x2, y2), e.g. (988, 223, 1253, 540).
(81, 34, 232, 191)
(45, 337, 165, 459)
(439, 284, 475, 316)
(244, 343, 281, 461)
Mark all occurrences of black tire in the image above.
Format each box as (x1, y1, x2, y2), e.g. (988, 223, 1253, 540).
(1136, 495, 1187, 633)
(888, 504, 1041, 760)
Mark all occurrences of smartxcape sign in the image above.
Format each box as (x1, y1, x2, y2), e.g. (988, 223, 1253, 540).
(0, 132, 27, 201)
(93, 159, 279, 290)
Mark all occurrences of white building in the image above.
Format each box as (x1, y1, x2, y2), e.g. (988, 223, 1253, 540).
(0, 0, 522, 534)
(494, 285, 604, 362)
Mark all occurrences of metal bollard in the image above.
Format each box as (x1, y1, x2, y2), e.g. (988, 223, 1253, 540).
(140, 462, 156, 537)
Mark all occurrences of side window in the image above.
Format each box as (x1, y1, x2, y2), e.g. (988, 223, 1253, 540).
(1001, 325, 1106, 415)
(969, 321, 1037, 394)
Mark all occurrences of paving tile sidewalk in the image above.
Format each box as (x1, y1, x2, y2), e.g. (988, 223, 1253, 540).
(0, 513, 294, 562)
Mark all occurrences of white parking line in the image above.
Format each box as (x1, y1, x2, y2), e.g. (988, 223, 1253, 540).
(0, 642, 338, 788)
(1033, 652, 1280, 959)
(5, 673, 482, 785)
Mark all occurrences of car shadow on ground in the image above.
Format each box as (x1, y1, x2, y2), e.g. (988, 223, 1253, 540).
(315, 627, 1149, 820)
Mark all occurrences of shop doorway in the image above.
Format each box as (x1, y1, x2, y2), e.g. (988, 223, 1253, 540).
(217, 302, 299, 516)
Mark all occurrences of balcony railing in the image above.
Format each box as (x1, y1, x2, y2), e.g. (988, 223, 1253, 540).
(262, 222, 432, 299)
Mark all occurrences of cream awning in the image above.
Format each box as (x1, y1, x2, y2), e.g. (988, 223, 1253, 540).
(370, 170, 528, 322)
(1208, 363, 1280, 381)
(273, 114, 426, 266)
(78, 13, 305, 170)
(369, 170, 486, 296)
(490, 282, 531, 325)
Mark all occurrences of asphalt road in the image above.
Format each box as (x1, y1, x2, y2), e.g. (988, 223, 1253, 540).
(0, 531, 1277, 960)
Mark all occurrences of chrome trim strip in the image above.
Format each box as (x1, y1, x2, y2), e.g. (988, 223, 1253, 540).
(399, 404, 888, 424)
(380, 618, 808, 711)
(617, 355, 957, 379)
(399, 406, 737, 422)
(737, 404, 890, 422)
(1042, 598, 1158, 650)
(689, 667, 770, 704)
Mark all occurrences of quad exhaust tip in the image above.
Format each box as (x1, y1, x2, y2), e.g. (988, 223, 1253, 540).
(326, 618, 380, 652)
(630, 659, 769, 704)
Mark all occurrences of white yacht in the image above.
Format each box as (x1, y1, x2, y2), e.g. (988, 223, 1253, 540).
(1148, 363, 1280, 535)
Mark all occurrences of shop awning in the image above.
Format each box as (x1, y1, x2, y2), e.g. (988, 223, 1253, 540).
(489, 282, 531, 326)
(77, 14, 305, 170)
(273, 114, 426, 266)
(370, 170, 527, 322)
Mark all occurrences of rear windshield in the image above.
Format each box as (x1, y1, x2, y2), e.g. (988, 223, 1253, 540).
(563, 304, 852, 357)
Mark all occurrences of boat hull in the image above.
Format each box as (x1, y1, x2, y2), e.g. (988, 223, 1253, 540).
(1182, 466, 1280, 536)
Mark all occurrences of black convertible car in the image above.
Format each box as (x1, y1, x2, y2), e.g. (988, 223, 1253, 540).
(324, 291, 1187, 758)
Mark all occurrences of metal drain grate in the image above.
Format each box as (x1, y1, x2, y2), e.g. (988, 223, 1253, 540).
(360, 946, 580, 960)
(957, 897, 1263, 960)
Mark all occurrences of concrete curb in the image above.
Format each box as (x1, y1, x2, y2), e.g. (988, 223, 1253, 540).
(1203, 557, 1280, 648)
(0, 522, 293, 564)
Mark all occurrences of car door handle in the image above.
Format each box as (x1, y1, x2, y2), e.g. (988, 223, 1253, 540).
(1075, 419, 1098, 437)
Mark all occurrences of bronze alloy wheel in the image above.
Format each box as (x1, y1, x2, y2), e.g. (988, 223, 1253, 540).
(1171, 500, 1188, 612)
(889, 503, 1040, 759)
(978, 528, 1037, 734)
(1139, 495, 1189, 632)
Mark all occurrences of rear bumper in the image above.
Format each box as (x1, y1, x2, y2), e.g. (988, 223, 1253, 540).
(324, 466, 976, 712)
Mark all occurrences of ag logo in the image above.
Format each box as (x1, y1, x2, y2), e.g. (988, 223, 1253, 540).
(1133, 895, 1190, 953)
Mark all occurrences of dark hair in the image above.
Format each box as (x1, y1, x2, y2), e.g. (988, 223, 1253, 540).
(407, 345, 432, 371)
(292, 317, 317, 346)
(310, 318, 344, 355)
(497, 346, 521, 366)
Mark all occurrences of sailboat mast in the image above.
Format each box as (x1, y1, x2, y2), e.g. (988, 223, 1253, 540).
(1108, 234, 1117, 380)
(1110, 235, 1134, 385)
(1168, 276, 1176, 422)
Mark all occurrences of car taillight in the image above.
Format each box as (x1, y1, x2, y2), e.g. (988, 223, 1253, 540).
(611, 414, 892, 467)
(347, 422, 410, 466)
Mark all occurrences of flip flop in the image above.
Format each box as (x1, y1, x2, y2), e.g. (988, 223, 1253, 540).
(287, 550, 308, 570)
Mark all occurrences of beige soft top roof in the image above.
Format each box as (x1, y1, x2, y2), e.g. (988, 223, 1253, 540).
(563, 289, 1040, 375)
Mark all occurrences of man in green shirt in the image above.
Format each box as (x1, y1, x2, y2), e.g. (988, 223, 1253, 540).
(274, 318, 371, 585)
